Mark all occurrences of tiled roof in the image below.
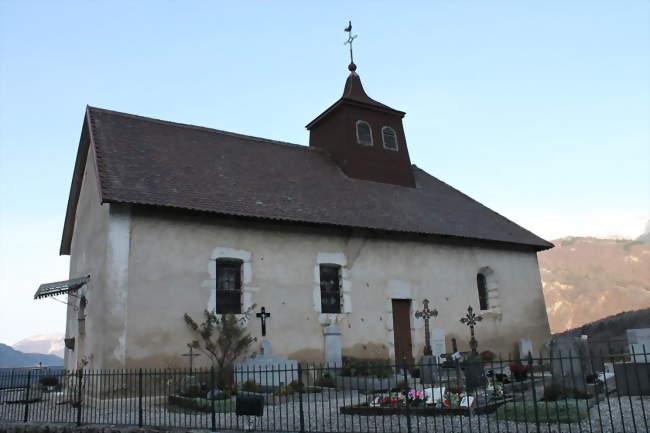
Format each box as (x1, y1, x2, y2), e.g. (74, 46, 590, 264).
(60, 106, 552, 254)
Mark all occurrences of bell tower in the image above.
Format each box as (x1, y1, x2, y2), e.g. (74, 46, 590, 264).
(306, 23, 416, 188)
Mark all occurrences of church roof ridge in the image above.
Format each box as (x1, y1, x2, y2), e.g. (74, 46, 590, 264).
(86, 105, 313, 153)
(59, 106, 553, 255)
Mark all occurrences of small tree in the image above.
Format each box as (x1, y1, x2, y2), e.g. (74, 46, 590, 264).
(184, 309, 255, 388)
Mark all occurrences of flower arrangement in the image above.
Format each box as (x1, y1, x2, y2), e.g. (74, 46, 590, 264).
(368, 384, 509, 409)
(369, 388, 427, 408)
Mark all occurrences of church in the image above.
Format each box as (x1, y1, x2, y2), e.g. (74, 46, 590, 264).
(36, 52, 553, 370)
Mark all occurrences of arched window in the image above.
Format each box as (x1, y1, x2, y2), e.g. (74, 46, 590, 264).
(356, 120, 373, 146)
(381, 126, 398, 151)
(477, 273, 489, 310)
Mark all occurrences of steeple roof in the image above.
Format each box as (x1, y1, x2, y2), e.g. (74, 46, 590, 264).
(306, 70, 404, 129)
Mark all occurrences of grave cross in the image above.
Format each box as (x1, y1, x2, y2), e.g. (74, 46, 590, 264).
(415, 299, 438, 356)
(460, 305, 483, 355)
(181, 345, 200, 372)
(256, 307, 271, 337)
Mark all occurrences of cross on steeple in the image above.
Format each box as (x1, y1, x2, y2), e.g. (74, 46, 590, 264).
(256, 306, 271, 337)
(415, 299, 438, 356)
(344, 21, 358, 71)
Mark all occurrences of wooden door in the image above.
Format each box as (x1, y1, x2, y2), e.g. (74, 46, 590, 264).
(392, 299, 414, 366)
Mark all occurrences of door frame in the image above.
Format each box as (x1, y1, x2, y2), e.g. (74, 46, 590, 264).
(391, 298, 414, 366)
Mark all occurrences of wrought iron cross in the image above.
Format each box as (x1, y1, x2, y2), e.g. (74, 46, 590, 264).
(181, 345, 200, 372)
(460, 305, 483, 355)
(415, 299, 438, 356)
(344, 21, 358, 66)
(256, 307, 271, 337)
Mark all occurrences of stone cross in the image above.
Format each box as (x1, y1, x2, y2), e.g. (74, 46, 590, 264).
(256, 307, 271, 337)
(181, 345, 200, 372)
(415, 299, 438, 356)
(460, 305, 483, 355)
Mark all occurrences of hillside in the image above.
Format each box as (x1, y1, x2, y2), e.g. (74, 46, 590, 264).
(0, 343, 63, 368)
(539, 236, 650, 333)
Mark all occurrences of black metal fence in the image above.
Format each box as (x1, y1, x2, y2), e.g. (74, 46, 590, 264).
(1, 349, 649, 433)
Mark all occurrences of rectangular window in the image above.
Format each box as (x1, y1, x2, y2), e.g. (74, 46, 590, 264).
(216, 259, 242, 314)
(320, 264, 341, 313)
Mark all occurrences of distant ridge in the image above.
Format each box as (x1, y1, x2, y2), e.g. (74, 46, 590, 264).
(554, 307, 650, 339)
(0, 343, 63, 368)
(539, 236, 650, 333)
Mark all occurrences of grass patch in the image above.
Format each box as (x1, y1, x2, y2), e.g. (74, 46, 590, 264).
(496, 400, 589, 423)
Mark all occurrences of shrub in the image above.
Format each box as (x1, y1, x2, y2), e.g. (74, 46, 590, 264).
(39, 375, 59, 387)
(184, 309, 255, 388)
(240, 380, 261, 393)
(315, 373, 336, 388)
(287, 380, 304, 393)
(340, 357, 393, 378)
(480, 350, 496, 362)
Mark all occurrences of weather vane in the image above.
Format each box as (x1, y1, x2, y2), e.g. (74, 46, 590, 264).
(344, 21, 358, 71)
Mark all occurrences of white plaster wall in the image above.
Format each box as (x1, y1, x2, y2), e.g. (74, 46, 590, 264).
(66, 146, 110, 370)
(120, 209, 551, 368)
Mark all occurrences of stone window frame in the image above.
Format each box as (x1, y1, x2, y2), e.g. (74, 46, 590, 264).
(313, 252, 351, 324)
(204, 247, 256, 322)
(356, 120, 373, 146)
(477, 266, 501, 317)
(381, 126, 399, 151)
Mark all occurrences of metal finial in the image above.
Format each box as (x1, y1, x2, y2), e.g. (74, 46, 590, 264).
(344, 21, 358, 71)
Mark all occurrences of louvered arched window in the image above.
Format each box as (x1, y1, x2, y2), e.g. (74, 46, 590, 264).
(382, 126, 398, 151)
(356, 120, 373, 146)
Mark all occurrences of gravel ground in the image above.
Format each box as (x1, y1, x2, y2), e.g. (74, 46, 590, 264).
(1, 390, 648, 433)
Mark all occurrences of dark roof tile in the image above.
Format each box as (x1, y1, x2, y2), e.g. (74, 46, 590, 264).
(60, 106, 552, 254)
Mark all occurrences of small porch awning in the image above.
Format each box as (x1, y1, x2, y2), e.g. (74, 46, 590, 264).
(34, 275, 90, 299)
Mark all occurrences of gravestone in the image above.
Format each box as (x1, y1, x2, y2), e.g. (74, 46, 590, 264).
(234, 340, 298, 390)
(419, 355, 437, 384)
(627, 328, 650, 363)
(464, 355, 486, 390)
(432, 328, 447, 361)
(614, 363, 650, 396)
(323, 324, 342, 366)
(550, 335, 593, 394)
(519, 338, 533, 362)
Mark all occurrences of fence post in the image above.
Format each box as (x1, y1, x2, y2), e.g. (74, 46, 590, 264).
(138, 368, 143, 427)
(528, 352, 541, 433)
(402, 362, 412, 433)
(298, 363, 305, 433)
(210, 366, 216, 431)
(23, 370, 31, 423)
(76, 369, 83, 426)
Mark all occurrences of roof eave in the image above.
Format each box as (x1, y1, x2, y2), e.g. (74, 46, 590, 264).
(59, 107, 99, 255)
(306, 98, 406, 130)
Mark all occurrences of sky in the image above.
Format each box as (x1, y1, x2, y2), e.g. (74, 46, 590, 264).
(0, 1, 648, 346)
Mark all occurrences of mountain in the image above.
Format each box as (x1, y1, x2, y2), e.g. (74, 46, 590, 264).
(13, 333, 64, 358)
(539, 236, 650, 334)
(0, 343, 63, 368)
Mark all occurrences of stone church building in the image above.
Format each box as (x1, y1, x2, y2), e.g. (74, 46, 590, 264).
(39, 62, 552, 370)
